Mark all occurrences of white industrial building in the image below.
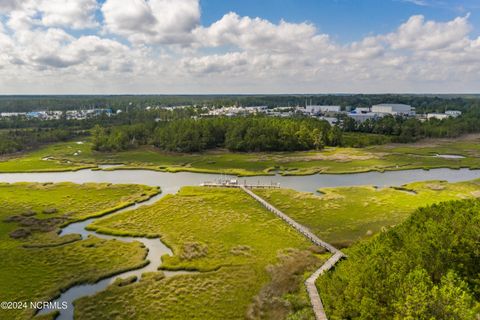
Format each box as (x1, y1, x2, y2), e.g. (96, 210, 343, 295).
(371, 104, 415, 116)
(353, 107, 371, 114)
(445, 110, 462, 117)
(306, 105, 341, 114)
(427, 110, 462, 120)
(347, 112, 385, 123)
(427, 113, 450, 120)
(0, 112, 27, 118)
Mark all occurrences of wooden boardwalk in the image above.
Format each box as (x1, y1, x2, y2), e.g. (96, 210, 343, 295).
(305, 251, 345, 320)
(239, 185, 345, 320)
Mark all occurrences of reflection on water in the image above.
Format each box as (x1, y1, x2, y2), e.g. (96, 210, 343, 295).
(435, 154, 466, 159)
(36, 193, 190, 320)
(1, 167, 479, 194)
(3, 167, 478, 319)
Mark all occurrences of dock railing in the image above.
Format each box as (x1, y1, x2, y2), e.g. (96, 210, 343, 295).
(201, 181, 280, 189)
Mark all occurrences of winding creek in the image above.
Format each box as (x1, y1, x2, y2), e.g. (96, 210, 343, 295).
(1, 167, 480, 319)
(36, 193, 194, 320)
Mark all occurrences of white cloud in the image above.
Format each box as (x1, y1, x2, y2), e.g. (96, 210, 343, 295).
(38, 0, 98, 29)
(101, 0, 200, 44)
(0, 2, 480, 94)
(387, 14, 471, 50)
(0, 3, 147, 81)
(1, 0, 98, 30)
(193, 12, 330, 53)
(182, 52, 249, 75)
(401, 0, 428, 6)
(170, 13, 480, 93)
(29, 35, 132, 70)
(346, 36, 385, 60)
(0, 0, 21, 13)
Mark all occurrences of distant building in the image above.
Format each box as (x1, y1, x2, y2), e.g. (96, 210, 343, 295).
(306, 105, 341, 114)
(427, 113, 450, 120)
(247, 105, 268, 111)
(208, 106, 249, 117)
(371, 104, 415, 116)
(0, 112, 26, 118)
(26, 111, 45, 119)
(352, 107, 371, 114)
(347, 112, 384, 123)
(91, 108, 112, 116)
(445, 110, 462, 118)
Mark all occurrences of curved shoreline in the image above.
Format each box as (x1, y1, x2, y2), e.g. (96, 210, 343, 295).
(2, 167, 480, 197)
(94, 162, 480, 176)
(2, 167, 478, 319)
(35, 192, 191, 320)
(3, 161, 477, 177)
(1, 148, 479, 176)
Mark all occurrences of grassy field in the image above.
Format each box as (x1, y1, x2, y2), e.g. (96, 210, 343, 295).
(254, 179, 480, 247)
(0, 182, 159, 320)
(1, 135, 480, 175)
(0, 142, 96, 172)
(76, 187, 326, 320)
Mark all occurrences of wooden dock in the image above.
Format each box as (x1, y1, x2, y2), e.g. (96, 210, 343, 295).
(201, 181, 280, 189)
(239, 185, 345, 320)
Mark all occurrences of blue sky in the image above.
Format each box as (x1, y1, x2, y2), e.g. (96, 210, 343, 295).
(1, 0, 480, 94)
(201, 0, 480, 42)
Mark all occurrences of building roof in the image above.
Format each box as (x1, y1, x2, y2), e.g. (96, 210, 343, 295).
(373, 103, 410, 107)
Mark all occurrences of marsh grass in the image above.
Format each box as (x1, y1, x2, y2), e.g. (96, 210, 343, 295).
(2, 135, 480, 175)
(76, 187, 325, 319)
(254, 179, 480, 246)
(0, 182, 159, 320)
(246, 249, 321, 320)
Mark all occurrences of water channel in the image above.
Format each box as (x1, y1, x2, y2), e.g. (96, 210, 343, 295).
(1, 167, 479, 319)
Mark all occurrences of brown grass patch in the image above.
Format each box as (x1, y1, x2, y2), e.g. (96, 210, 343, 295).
(246, 249, 320, 320)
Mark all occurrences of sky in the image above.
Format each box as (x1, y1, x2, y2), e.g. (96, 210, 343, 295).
(0, 0, 480, 94)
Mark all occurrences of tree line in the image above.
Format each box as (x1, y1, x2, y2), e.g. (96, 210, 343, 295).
(2, 94, 480, 155)
(92, 117, 343, 153)
(341, 107, 480, 143)
(318, 199, 480, 319)
(0, 94, 477, 113)
(0, 129, 78, 155)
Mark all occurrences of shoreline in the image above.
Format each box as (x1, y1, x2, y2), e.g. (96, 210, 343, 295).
(1, 162, 478, 177)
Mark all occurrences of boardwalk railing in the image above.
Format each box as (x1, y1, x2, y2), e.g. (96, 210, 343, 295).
(305, 251, 345, 320)
(239, 185, 345, 320)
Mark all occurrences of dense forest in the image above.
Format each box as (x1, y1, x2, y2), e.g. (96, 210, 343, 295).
(89, 104, 480, 152)
(92, 117, 342, 152)
(1, 94, 480, 154)
(318, 199, 480, 319)
(0, 129, 78, 155)
(342, 107, 480, 143)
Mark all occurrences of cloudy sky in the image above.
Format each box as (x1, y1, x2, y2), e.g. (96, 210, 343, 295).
(0, 0, 479, 94)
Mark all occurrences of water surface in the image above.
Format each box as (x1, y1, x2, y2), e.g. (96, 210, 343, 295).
(36, 193, 190, 319)
(435, 154, 466, 159)
(2, 167, 478, 319)
(1, 167, 479, 194)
